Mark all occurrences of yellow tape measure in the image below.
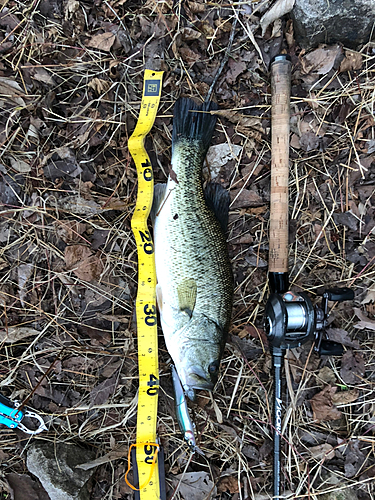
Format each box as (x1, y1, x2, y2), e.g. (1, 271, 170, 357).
(128, 70, 164, 499)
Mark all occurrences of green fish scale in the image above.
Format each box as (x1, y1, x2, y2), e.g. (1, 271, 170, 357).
(156, 138, 233, 339)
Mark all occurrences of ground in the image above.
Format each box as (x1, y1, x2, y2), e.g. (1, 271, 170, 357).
(0, 1, 374, 499)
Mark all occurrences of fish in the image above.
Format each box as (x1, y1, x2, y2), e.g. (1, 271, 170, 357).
(151, 98, 233, 401)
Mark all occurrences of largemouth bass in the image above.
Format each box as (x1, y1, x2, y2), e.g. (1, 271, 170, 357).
(152, 98, 233, 400)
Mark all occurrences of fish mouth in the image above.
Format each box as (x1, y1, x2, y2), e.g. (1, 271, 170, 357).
(182, 366, 215, 401)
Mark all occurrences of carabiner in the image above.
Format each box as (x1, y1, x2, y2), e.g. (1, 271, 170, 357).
(0, 394, 47, 435)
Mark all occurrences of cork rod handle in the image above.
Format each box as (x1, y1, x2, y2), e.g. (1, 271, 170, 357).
(269, 55, 292, 278)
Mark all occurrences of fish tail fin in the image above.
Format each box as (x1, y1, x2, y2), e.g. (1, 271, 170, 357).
(172, 98, 218, 155)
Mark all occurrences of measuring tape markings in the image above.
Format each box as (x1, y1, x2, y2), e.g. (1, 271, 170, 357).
(128, 70, 163, 499)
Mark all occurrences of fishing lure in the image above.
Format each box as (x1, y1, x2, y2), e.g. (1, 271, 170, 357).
(171, 365, 204, 455)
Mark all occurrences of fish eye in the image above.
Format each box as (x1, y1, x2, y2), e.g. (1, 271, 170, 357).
(208, 360, 219, 374)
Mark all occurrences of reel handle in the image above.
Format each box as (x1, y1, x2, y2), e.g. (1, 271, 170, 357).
(269, 55, 292, 292)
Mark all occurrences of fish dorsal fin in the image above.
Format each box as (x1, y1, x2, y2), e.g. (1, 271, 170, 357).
(177, 278, 197, 318)
(204, 182, 230, 233)
(150, 183, 167, 225)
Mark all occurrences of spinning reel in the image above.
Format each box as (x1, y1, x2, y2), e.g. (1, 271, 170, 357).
(265, 286, 354, 355)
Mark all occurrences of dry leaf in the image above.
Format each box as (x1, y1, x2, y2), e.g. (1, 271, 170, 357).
(299, 132, 320, 152)
(89, 375, 117, 407)
(51, 196, 102, 215)
(260, 0, 295, 36)
(339, 50, 363, 72)
(88, 78, 111, 95)
(65, 245, 104, 282)
(332, 389, 359, 406)
(217, 476, 239, 494)
(0, 326, 40, 344)
(340, 350, 365, 385)
(179, 46, 200, 65)
(226, 58, 247, 85)
(301, 45, 342, 75)
(181, 27, 202, 41)
(230, 188, 263, 209)
(326, 328, 360, 349)
(54, 220, 87, 244)
(18, 263, 33, 307)
(86, 32, 116, 52)
(0, 77, 26, 107)
(310, 385, 342, 422)
(354, 308, 375, 330)
(9, 156, 31, 173)
(308, 443, 335, 461)
(214, 109, 262, 133)
(28, 67, 55, 86)
(172, 472, 216, 500)
(316, 367, 336, 387)
(361, 289, 375, 305)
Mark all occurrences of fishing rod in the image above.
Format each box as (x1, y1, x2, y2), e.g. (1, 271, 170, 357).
(265, 54, 354, 498)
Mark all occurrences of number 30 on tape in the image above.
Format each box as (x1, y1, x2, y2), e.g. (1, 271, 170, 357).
(127, 70, 165, 500)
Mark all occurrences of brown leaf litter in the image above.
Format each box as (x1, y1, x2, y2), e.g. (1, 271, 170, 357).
(0, 0, 374, 499)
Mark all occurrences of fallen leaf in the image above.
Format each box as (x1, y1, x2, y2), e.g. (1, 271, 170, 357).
(226, 58, 247, 85)
(214, 110, 262, 136)
(332, 389, 359, 406)
(179, 46, 200, 65)
(260, 0, 295, 36)
(299, 132, 320, 152)
(316, 366, 336, 387)
(361, 289, 375, 305)
(0, 10, 21, 30)
(0, 326, 40, 344)
(171, 471, 216, 500)
(340, 350, 365, 385)
(301, 45, 342, 75)
(28, 67, 55, 86)
(181, 27, 202, 41)
(230, 188, 263, 209)
(339, 50, 363, 72)
(0, 76, 26, 107)
(18, 263, 33, 307)
(50, 196, 102, 215)
(88, 77, 111, 95)
(344, 439, 365, 478)
(9, 156, 31, 173)
(65, 245, 104, 282)
(217, 475, 239, 494)
(309, 385, 342, 422)
(6, 472, 50, 500)
(326, 328, 360, 349)
(86, 32, 116, 52)
(54, 220, 87, 243)
(308, 443, 335, 461)
(90, 375, 118, 407)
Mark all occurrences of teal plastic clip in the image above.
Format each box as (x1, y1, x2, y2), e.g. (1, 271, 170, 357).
(0, 394, 46, 434)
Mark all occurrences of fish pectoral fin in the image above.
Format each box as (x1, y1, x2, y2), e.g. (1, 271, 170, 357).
(204, 182, 230, 233)
(156, 283, 163, 313)
(150, 183, 167, 224)
(177, 279, 197, 318)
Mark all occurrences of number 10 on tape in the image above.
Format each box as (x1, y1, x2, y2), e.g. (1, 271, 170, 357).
(127, 70, 165, 499)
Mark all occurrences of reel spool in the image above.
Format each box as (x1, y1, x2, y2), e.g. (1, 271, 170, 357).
(265, 287, 355, 354)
